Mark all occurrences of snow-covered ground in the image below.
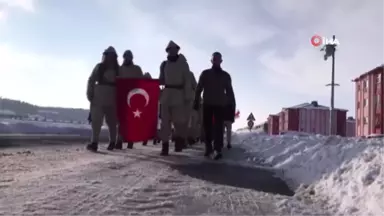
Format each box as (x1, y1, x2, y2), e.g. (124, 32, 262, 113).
(0, 141, 333, 215)
(234, 132, 384, 216)
(2, 130, 382, 215)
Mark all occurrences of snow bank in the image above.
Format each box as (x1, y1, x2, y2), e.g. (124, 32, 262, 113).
(235, 132, 384, 215)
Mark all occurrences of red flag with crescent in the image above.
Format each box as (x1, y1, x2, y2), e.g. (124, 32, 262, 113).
(116, 78, 160, 142)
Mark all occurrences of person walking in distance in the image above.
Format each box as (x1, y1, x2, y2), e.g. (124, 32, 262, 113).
(86, 46, 120, 152)
(158, 40, 192, 156)
(115, 50, 144, 150)
(193, 52, 235, 160)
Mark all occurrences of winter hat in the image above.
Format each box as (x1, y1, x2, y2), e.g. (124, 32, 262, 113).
(103, 46, 117, 56)
(144, 72, 152, 78)
(165, 40, 180, 52)
(123, 50, 133, 59)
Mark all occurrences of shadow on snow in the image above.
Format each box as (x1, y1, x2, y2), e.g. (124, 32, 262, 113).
(129, 144, 295, 197)
(170, 160, 294, 197)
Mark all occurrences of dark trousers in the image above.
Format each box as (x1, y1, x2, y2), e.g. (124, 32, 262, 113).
(203, 104, 224, 153)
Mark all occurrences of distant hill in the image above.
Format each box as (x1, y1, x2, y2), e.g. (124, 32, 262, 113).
(0, 97, 89, 123)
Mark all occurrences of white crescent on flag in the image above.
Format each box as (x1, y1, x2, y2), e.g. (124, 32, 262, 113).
(127, 88, 149, 107)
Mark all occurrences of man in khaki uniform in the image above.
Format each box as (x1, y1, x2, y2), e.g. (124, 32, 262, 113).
(86, 46, 120, 152)
(158, 40, 192, 156)
(186, 71, 198, 145)
(115, 50, 144, 150)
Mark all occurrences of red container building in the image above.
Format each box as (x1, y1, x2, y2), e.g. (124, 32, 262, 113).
(267, 114, 279, 135)
(278, 101, 348, 136)
(353, 65, 383, 136)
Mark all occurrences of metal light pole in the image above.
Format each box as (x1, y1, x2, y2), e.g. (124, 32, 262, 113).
(322, 35, 338, 135)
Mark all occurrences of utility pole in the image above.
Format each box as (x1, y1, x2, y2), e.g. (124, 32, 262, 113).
(323, 35, 338, 135)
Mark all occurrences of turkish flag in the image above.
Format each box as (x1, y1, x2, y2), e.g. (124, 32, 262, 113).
(116, 78, 160, 142)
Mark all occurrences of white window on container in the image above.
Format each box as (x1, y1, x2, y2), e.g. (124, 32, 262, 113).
(377, 74, 381, 83)
(363, 117, 368, 125)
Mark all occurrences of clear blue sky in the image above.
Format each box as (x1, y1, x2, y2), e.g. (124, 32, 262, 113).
(0, 0, 383, 129)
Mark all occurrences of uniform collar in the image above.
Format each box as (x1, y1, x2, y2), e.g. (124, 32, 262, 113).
(167, 54, 179, 62)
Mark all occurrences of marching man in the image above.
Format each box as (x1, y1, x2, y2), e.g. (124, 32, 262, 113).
(115, 50, 144, 149)
(158, 40, 192, 155)
(86, 46, 120, 152)
(193, 52, 236, 160)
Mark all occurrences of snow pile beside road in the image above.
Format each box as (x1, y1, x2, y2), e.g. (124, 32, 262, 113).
(236, 132, 384, 215)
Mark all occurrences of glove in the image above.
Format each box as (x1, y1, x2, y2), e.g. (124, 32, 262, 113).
(193, 100, 200, 111)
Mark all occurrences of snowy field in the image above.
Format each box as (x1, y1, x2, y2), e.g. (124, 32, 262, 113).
(234, 132, 384, 216)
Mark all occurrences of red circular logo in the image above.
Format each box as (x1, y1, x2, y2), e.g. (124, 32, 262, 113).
(311, 35, 322, 47)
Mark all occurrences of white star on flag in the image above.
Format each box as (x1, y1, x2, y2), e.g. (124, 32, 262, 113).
(133, 109, 142, 118)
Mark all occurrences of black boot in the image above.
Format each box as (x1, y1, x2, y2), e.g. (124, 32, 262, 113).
(107, 141, 115, 151)
(153, 139, 158, 145)
(204, 141, 213, 157)
(213, 151, 223, 160)
(204, 149, 213, 157)
(86, 142, 98, 152)
(127, 142, 134, 149)
(188, 137, 195, 146)
(174, 137, 183, 152)
(227, 143, 232, 149)
(182, 138, 188, 149)
(142, 141, 148, 146)
(115, 140, 123, 150)
(160, 141, 169, 156)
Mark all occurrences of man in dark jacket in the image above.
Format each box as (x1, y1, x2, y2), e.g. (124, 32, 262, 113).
(193, 52, 236, 160)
